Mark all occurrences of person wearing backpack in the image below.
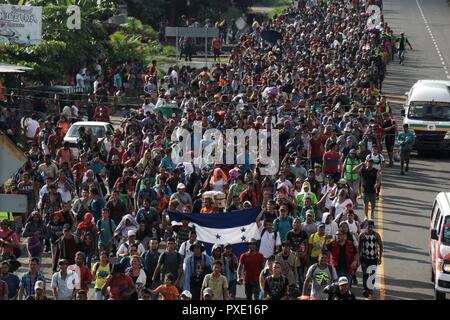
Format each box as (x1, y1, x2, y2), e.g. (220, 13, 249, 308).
(256, 208, 281, 260)
(141, 238, 160, 297)
(302, 252, 337, 300)
(96, 208, 116, 257)
(263, 261, 289, 300)
(153, 238, 183, 290)
(273, 204, 294, 242)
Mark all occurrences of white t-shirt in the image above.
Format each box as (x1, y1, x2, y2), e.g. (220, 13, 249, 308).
(76, 73, 85, 88)
(258, 225, 281, 258)
(332, 198, 353, 217)
(366, 153, 384, 171)
(142, 103, 155, 114)
(170, 70, 178, 84)
(25, 119, 39, 139)
(321, 184, 337, 209)
(179, 240, 195, 270)
(51, 270, 80, 300)
(116, 241, 145, 257)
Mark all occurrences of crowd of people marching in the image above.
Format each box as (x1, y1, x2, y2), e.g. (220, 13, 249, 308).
(0, 0, 414, 301)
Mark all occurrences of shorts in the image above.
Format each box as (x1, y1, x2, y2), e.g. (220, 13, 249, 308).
(347, 179, 360, 193)
(363, 193, 376, 206)
(385, 136, 395, 152)
(400, 148, 411, 162)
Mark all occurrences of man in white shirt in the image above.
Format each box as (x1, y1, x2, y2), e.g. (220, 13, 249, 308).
(51, 259, 80, 300)
(25, 116, 39, 140)
(179, 230, 197, 271)
(141, 97, 155, 115)
(116, 230, 145, 258)
(365, 145, 384, 171)
(256, 209, 281, 260)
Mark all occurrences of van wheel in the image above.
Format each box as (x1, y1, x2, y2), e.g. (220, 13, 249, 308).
(435, 290, 446, 300)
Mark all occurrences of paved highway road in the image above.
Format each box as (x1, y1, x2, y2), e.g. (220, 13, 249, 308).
(377, 0, 450, 300)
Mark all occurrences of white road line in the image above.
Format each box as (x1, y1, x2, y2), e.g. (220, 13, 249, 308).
(416, 0, 448, 78)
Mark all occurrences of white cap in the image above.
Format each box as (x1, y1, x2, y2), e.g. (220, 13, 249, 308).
(338, 276, 349, 285)
(181, 290, 192, 299)
(128, 230, 137, 237)
(177, 183, 186, 190)
(35, 280, 45, 290)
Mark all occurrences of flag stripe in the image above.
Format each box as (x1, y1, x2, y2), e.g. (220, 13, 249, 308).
(193, 222, 260, 246)
(168, 207, 261, 229)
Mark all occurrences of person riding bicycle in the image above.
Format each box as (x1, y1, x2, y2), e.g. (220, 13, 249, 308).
(397, 33, 413, 65)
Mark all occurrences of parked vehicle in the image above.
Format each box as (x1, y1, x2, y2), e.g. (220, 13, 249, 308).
(402, 80, 450, 154)
(63, 121, 114, 159)
(429, 192, 450, 300)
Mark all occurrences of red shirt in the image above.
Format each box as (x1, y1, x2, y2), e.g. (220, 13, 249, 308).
(323, 150, 340, 173)
(309, 137, 324, 158)
(71, 162, 88, 183)
(239, 251, 264, 284)
(105, 274, 134, 300)
(68, 264, 93, 292)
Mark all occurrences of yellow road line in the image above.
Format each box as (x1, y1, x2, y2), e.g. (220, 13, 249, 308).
(377, 189, 385, 300)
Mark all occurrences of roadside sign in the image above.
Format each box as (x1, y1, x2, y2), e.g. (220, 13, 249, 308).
(165, 27, 219, 38)
(165, 27, 220, 67)
(0, 194, 28, 213)
(0, 132, 27, 185)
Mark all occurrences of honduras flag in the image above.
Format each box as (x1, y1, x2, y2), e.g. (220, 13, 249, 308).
(168, 207, 261, 257)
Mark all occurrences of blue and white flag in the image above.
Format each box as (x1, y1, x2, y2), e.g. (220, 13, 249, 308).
(168, 207, 261, 257)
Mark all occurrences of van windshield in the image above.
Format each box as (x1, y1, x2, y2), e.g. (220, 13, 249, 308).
(408, 102, 450, 121)
(443, 217, 450, 245)
(67, 125, 106, 139)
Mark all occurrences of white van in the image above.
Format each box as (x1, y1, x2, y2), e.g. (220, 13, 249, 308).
(403, 80, 450, 153)
(63, 121, 114, 159)
(429, 192, 450, 299)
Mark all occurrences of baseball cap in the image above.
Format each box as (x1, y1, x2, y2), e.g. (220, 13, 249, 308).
(338, 276, 349, 285)
(128, 230, 137, 237)
(177, 183, 186, 190)
(224, 243, 232, 248)
(181, 290, 192, 299)
(318, 223, 326, 228)
(203, 288, 214, 297)
(34, 280, 45, 290)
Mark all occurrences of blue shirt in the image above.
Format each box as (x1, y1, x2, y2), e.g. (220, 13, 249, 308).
(273, 216, 294, 242)
(89, 197, 105, 222)
(2, 273, 20, 299)
(397, 130, 415, 150)
(96, 218, 116, 245)
(88, 161, 104, 175)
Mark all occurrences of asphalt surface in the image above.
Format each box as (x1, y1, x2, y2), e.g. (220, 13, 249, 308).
(376, 0, 450, 300)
